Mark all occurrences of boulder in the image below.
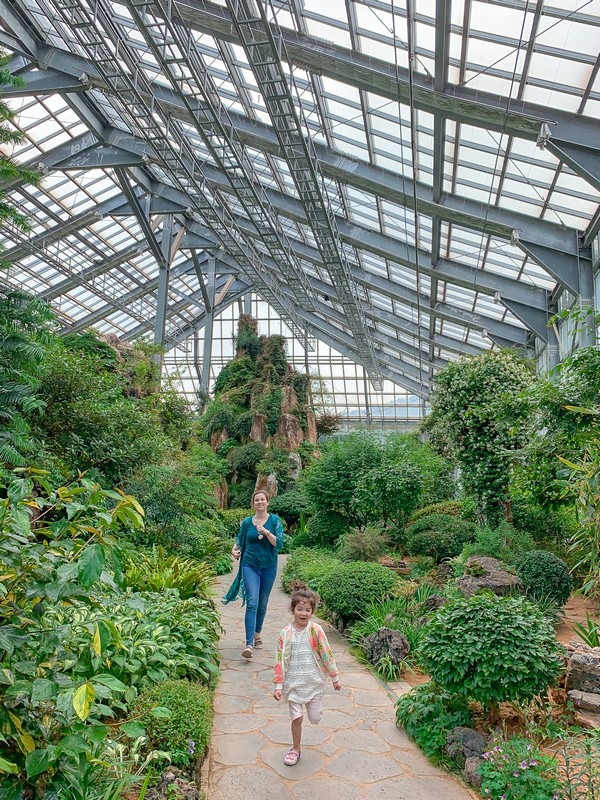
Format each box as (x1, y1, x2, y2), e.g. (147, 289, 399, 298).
(146, 768, 198, 800)
(364, 627, 410, 667)
(305, 408, 318, 444)
(464, 756, 484, 789)
(574, 710, 600, 730)
(276, 413, 304, 451)
(566, 643, 600, 694)
(446, 726, 487, 765)
(255, 472, 278, 499)
(288, 452, 302, 481)
(210, 429, 228, 451)
(214, 477, 228, 509)
(281, 385, 299, 414)
(424, 594, 447, 611)
(568, 689, 600, 713)
(458, 556, 523, 598)
(250, 413, 268, 444)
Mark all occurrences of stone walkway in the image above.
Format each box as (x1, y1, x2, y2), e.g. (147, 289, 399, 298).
(208, 558, 475, 800)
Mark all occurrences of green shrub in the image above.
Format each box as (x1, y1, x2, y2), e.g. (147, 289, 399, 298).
(257, 446, 293, 483)
(203, 399, 242, 439)
(213, 356, 257, 395)
(460, 522, 535, 565)
(124, 546, 214, 598)
(308, 510, 351, 548)
(184, 518, 231, 564)
(281, 547, 342, 594)
(511, 498, 577, 546)
(336, 526, 389, 562)
(408, 501, 464, 523)
(230, 410, 255, 441)
(405, 513, 475, 562)
(515, 550, 573, 607)
(319, 561, 398, 622)
(235, 316, 261, 358)
(219, 507, 253, 538)
(133, 679, 212, 766)
(268, 489, 314, 526)
(227, 482, 254, 509)
(395, 683, 472, 759)
(421, 594, 564, 708)
(228, 441, 266, 474)
(479, 736, 562, 800)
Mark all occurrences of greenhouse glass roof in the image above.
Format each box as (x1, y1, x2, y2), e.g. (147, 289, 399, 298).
(0, 0, 599, 416)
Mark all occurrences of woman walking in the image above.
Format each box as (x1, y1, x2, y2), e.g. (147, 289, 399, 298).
(228, 490, 284, 659)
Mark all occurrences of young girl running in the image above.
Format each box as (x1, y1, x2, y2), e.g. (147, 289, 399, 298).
(273, 585, 341, 766)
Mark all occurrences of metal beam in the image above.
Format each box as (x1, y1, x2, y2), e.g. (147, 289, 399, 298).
(182, 0, 600, 156)
(12, 54, 585, 258)
(0, 69, 87, 96)
(154, 215, 174, 347)
(0, 0, 38, 57)
(9, 53, 585, 285)
(547, 139, 600, 194)
(294, 310, 429, 397)
(201, 253, 216, 392)
(225, 0, 381, 387)
(62, 251, 222, 333)
(122, 0, 317, 314)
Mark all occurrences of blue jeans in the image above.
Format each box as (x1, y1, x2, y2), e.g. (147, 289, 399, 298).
(241, 562, 278, 647)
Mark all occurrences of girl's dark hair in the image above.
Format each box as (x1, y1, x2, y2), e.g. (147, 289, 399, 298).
(290, 583, 319, 612)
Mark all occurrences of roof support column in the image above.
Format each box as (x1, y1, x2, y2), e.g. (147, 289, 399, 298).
(200, 252, 217, 393)
(578, 241, 595, 347)
(243, 292, 252, 316)
(546, 324, 561, 372)
(154, 215, 174, 350)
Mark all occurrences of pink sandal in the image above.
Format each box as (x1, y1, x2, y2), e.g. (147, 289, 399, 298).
(284, 748, 301, 766)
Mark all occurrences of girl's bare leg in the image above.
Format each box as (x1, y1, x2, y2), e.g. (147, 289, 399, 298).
(291, 716, 303, 751)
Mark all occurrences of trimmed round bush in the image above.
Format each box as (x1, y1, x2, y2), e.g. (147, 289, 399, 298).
(133, 679, 212, 765)
(319, 561, 398, 622)
(420, 594, 564, 707)
(405, 513, 475, 562)
(515, 549, 573, 607)
(281, 547, 342, 594)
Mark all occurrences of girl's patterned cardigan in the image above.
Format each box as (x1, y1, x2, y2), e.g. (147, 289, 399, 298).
(273, 621, 340, 691)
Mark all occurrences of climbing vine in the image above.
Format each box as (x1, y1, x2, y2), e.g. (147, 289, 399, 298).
(424, 351, 533, 523)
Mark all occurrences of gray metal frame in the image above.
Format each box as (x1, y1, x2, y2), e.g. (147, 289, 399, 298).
(0, 0, 598, 418)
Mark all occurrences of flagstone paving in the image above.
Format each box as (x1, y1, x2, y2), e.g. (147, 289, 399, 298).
(208, 558, 476, 800)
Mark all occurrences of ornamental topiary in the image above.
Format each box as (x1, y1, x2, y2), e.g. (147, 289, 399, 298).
(420, 594, 564, 709)
(515, 549, 573, 607)
(319, 561, 398, 622)
(133, 679, 212, 766)
(405, 513, 475, 562)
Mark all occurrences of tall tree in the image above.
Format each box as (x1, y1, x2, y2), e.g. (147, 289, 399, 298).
(0, 52, 53, 466)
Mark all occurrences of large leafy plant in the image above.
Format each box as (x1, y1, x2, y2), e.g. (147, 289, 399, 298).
(420, 594, 564, 713)
(123, 545, 214, 598)
(0, 470, 145, 789)
(395, 682, 472, 759)
(424, 350, 533, 523)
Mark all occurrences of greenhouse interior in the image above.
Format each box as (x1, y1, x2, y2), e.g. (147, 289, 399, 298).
(0, 0, 599, 797)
